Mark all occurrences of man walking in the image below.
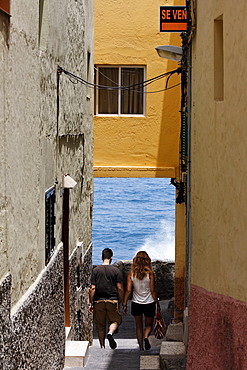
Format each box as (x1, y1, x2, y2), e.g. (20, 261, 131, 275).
(89, 248, 124, 349)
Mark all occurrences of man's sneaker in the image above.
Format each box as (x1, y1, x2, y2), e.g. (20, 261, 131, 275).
(107, 333, 117, 349)
(144, 338, 151, 350)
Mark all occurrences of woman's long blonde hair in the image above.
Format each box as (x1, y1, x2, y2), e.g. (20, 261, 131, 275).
(131, 251, 153, 280)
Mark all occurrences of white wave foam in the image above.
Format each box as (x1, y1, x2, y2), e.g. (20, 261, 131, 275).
(136, 219, 175, 261)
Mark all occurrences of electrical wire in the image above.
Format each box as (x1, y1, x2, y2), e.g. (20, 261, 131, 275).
(94, 66, 181, 93)
(94, 66, 180, 89)
(58, 65, 181, 93)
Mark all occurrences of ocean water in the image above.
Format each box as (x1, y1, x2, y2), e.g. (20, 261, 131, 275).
(92, 177, 175, 265)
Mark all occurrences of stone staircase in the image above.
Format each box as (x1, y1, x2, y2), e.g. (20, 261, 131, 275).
(159, 321, 186, 369)
(63, 331, 185, 369)
(63, 300, 187, 369)
(85, 338, 161, 369)
(64, 336, 161, 369)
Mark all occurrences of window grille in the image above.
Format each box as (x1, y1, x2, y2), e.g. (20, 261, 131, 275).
(45, 186, 56, 265)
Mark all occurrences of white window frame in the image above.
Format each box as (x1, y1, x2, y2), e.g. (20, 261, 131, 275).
(94, 65, 146, 117)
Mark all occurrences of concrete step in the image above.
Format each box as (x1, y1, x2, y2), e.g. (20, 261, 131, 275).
(165, 323, 183, 342)
(84, 339, 160, 369)
(159, 341, 186, 370)
(64, 341, 89, 368)
(140, 355, 160, 369)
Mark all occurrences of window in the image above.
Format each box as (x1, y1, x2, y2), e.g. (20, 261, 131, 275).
(214, 15, 224, 101)
(0, 0, 10, 14)
(45, 186, 56, 265)
(94, 66, 145, 115)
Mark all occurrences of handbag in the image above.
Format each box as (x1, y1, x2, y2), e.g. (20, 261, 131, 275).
(154, 308, 167, 339)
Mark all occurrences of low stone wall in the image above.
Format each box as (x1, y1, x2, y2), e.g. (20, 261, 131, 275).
(0, 273, 12, 369)
(69, 243, 93, 343)
(113, 260, 174, 300)
(0, 243, 93, 369)
(0, 244, 65, 370)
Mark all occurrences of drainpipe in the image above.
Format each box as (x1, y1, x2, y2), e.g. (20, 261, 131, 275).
(183, 0, 194, 346)
(185, 40, 192, 310)
(61, 175, 77, 327)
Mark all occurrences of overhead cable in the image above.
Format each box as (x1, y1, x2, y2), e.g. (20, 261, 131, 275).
(57, 65, 181, 93)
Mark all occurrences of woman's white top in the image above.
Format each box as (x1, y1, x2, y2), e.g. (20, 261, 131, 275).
(131, 273, 155, 304)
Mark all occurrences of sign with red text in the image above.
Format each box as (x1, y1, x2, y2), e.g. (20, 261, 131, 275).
(160, 6, 187, 32)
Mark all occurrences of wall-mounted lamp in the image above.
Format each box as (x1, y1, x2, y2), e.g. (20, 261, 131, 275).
(155, 45, 183, 62)
(63, 174, 77, 189)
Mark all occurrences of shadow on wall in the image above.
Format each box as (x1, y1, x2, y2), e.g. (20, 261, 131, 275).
(0, 11, 10, 46)
(57, 133, 85, 198)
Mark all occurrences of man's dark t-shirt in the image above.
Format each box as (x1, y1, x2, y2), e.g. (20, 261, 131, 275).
(91, 265, 122, 301)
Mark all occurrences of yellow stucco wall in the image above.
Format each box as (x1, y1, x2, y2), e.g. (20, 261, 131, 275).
(94, 0, 185, 178)
(191, 0, 247, 302)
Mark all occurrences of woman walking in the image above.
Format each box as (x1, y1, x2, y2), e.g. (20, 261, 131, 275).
(122, 251, 160, 351)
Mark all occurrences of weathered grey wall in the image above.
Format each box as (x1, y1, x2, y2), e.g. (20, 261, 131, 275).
(0, 0, 94, 304)
(56, 134, 93, 256)
(0, 245, 64, 369)
(0, 0, 94, 367)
